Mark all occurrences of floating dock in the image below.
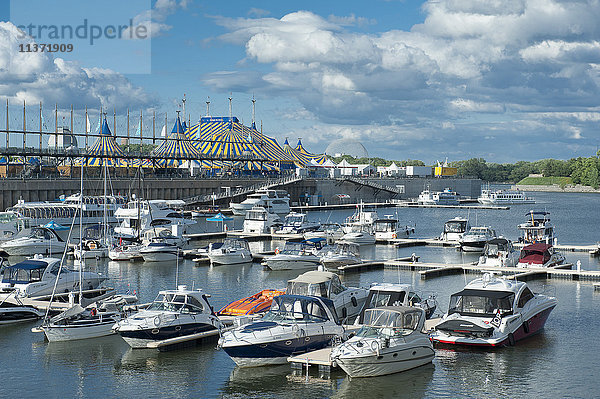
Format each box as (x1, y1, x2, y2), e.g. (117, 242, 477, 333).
(145, 329, 221, 351)
(336, 256, 419, 273)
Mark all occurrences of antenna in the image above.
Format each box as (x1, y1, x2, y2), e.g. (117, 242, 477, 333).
(206, 97, 210, 117)
(228, 93, 233, 119)
(251, 95, 256, 129)
(182, 94, 186, 121)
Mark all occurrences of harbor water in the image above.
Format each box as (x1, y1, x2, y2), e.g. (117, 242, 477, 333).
(2, 191, 600, 398)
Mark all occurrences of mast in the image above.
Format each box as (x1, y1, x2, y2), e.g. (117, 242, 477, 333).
(78, 154, 84, 304)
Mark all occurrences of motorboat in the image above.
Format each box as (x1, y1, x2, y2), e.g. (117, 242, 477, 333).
(341, 203, 378, 234)
(418, 188, 459, 205)
(242, 206, 282, 234)
(339, 225, 376, 246)
(477, 238, 519, 268)
(478, 188, 535, 205)
(263, 239, 325, 271)
(518, 211, 555, 244)
(285, 270, 368, 321)
(373, 216, 415, 241)
(73, 224, 114, 260)
(431, 273, 557, 347)
(39, 294, 138, 342)
(218, 289, 285, 317)
(0, 211, 32, 242)
(230, 189, 290, 216)
(108, 243, 143, 261)
(274, 212, 320, 234)
(0, 291, 45, 324)
(0, 255, 106, 297)
(440, 217, 470, 241)
(319, 242, 361, 270)
(139, 239, 182, 262)
(0, 225, 68, 256)
(140, 227, 189, 248)
(331, 306, 434, 378)
(459, 226, 497, 252)
(219, 294, 344, 367)
(517, 243, 566, 268)
(113, 285, 222, 349)
(303, 223, 344, 244)
(357, 283, 437, 323)
(208, 238, 252, 265)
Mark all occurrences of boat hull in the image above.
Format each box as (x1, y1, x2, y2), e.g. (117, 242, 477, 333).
(335, 345, 435, 378)
(117, 323, 218, 349)
(264, 257, 321, 271)
(339, 233, 375, 246)
(208, 252, 252, 265)
(0, 307, 45, 324)
(0, 242, 66, 256)
(140, 250, 180, 262)
(43, 319, 117, 342)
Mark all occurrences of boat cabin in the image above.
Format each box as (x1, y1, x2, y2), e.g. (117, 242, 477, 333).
(360, 306, 424, 336)
(286, 271, 347, 299)
(148, 287, 214, 315)
(262, 294, 339, 324)
(1, 258, 65, 287)
(518, 243, 554, 265)
(441, 217, 470, 241)
(482, 238, 513, 258)
(357, 283, 435, 323)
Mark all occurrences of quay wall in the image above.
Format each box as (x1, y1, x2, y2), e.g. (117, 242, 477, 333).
(0, 177, 481, 210)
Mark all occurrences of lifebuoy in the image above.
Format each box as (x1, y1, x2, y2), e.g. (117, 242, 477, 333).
(392, 233, 397, 239)
(275, 248, 280, 254)
(88, 241, 97, 250)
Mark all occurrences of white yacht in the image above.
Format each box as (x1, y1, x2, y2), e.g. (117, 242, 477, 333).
(0, 225, 68, 256)
(263, 239, 325, 271)
(358, 283, 438, 322)
(440, 217, 470, 241)
(0, 255, 106, 297)
(0, 291, 45, 324)
(285, 270, 368, 321)
(516, 243, 566, 268)
(418, 188, 459, 205)
(331, 307, 434, 378)
(477, 238, 519, 268)
(108, 243, 143, 262)
(339, 225, 376, 246)
(140, 227, 189, 248)
(139, 240, 182, 262)
(303, 223, 344, 244)
(517, 211, 555, 244)
(208, 238, 252, 265)
(113, 285, 222, 349)
(478, 188, 535, 205)
(230, 189, 290, 216)
(320, 242, 361, 270)
(219, 295, 344, 367)
(242, 206, 282, 234)
(342, 203, 379, 234)
(0, 211, 32, 242)
(373, 216, 415, 241)
(459, 226, 497, 252)
(431, 273, 557, 347)
(275, 212, 320, 234)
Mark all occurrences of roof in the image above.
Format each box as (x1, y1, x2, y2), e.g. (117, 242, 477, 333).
(487, 238, 509, 245)
(451, 288, 515, 299)
(7, 260, 49, 270)
(289, 270, 336, 284)
(273, 294, 335, 308)
(522, 243, 552, 251)
(369, 283, 412, 292)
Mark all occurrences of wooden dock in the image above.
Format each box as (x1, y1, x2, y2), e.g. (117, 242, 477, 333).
(336, 256, 419, 273)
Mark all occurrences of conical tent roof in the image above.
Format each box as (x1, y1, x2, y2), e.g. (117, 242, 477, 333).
(75, 118, 125, 166)
(152, 116, 202, 167)
(294, 138, 327, 164)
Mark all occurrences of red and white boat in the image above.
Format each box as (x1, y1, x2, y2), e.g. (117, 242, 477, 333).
(517, 243, 566, 268)
(431, 273, 557, 347)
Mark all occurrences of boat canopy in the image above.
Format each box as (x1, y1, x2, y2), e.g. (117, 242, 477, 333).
(362, 306, 423, 330)
(1, 260, 48, 284)
(263, 294, 339, 324)
(449, 289, 514, 317)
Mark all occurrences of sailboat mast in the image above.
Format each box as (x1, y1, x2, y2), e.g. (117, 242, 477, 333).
(78, 156, 84, 303)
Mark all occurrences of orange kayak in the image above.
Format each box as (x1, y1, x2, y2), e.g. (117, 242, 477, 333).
(218, 289, 285, 316)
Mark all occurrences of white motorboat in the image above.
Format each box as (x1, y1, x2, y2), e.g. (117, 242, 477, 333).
(0, 211, 32, 242)
(275, 212, 320, 234)
(208, 238, 252, 265)
(242, 206, 282, 234)
(113, 285, 222, 349)
(0, 291, 45, 324)
(478, 188, 535, 205)
(108, 243, 143, 261)
(516, 243, 566, 268)
(517, 211, 555, 244)
(285, 270, 368, 321)
(339, 225, 376, 246)
(303, 223, 344, 244)
(139, 240, 181, 262)
(73, 224, 114, 260)
(140, 227, 189, 248)
(341, 203, 378, 234)
(440, 217, 470, 241)
(263, 239, 325, 271)
(0, 255, 106, 297)
(331, 306, 434, 378)
(373, 216, 415, 241)
(431, 273, 557, 347)
(219, 295, 344, 367)
(459, 226, 497, 252)
(0, 225, 68, 256)
(230, 189, 290, 216)
(357, 283, 438, 322)
(319, 242, 361, 270)
(477, 238, 519, 267)
(418, 188, 459, 205)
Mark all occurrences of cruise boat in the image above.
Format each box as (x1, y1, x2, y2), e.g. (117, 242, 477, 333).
(418, 188, 460, 206)
(431, 273, 557, 347)
(139, 240, 182, 262)
(230, 189, 290, 216)
(285, 270, 368, 321)
(357, 283, 438, 322)
(113, 285, 223, 349)
(440, 217, 470, 241)
(0, 225, 68, 256)
(373, 216, 415, 241)
(0, 211, 32, 242)
(459, 226, 497, 252)
(208, 238, 252, 265)
(0, 255, 106, 297)
(477, 238, 519, 268)
(331, 307, 434, 378)
(6, 194, 127, 227)
(274, 212, 320, 234)
(516, 243, 566, 268)
(242, 206, 282, 234)
(263, 239, 325, 271)
(319, 242, 361, 270)
(219, 295, 344, 367)
(478, 188, 535, 205)
(218, 289, 285, 317)
(518, 211, 555, 244)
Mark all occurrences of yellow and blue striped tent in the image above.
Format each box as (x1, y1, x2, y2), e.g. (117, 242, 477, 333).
(152, 116, 202, 167)
(74, 118, 125, 167)
(294, 139, 327, 164)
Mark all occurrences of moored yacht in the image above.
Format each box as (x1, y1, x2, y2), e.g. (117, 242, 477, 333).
(459, 226, 497, 252)
(518, 211, 555, 244)
(431, 273, 557, 347)
(139, 240, 182, 262)
(418, 188, 459, 205)
(208, 238, 252, 265)
(275, 212, 320, 234)
(0, 292, 45, 324)
(114, 199, 196, 239)
(440, 217, 470, 241)
(517, 243, 566, 268)
(263, 239, 324, 271)
(230, 189, 290, 216)
(373, 216, 415, 241)
(357, 283, 438, 322)
(242, 206, 282, 234)
(477, 238, 519, 268)
(0, 225, 68, 256)
(320, 242, 361, 270)
(478, 188, 535, 205)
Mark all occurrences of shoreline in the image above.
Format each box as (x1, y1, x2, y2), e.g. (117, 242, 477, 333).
(513, 184, 600, 194)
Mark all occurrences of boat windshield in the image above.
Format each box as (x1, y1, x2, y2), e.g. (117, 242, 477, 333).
(148, 293, 204, 313)
(366, 290, 405, 309)
(284, 215, 304, 225)
(448, 289, 514, 317)
(357, 309, 420, 338)
(445, 221, 466, 233)
(262, 296, 330, 323)
(30, 228, 52, 240)
(286, 281, 328, 297)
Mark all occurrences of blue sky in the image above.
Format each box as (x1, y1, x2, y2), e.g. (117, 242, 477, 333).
(2, 0, 600, 163)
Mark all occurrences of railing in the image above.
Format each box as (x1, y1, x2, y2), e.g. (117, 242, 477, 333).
(338, 176, 402, 194)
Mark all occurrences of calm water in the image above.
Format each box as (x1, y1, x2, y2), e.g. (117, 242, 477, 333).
(2, 190, 600, 398)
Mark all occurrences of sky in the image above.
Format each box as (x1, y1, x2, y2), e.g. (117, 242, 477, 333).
(2, 0, 600, 163)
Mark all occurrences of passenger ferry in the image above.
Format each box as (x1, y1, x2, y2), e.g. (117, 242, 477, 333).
(6, 194, 127, 227)
(418, 188, 460, 206)
(230, 189, 290, 216)
(478, 189, 535, 205)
